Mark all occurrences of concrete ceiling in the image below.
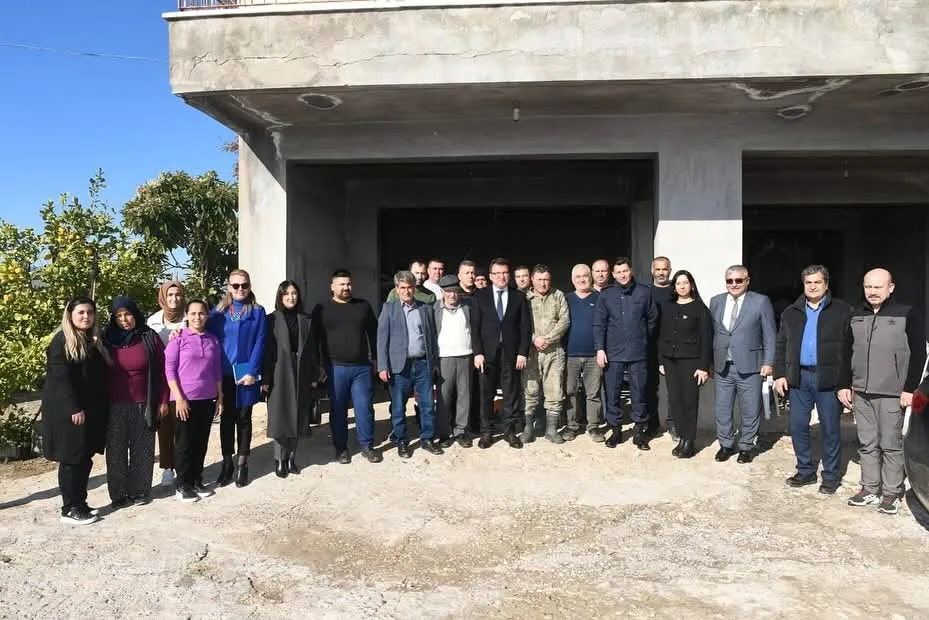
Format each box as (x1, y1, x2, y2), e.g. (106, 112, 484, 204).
(185, 75, 929, 132)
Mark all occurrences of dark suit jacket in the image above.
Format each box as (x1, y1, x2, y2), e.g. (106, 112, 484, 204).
(470, 286, 532, 362)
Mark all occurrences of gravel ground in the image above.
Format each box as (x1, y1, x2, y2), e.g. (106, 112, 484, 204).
(1, 403, 928, 619)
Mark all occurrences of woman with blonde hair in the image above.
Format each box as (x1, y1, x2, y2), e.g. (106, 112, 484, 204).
(207, 269, 267, 487)
(41, 297, 110, 525)
(147, 281, 186, 488)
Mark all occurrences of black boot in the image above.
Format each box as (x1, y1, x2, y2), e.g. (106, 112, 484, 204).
(632, 423, 651, 451)
(672, 438, 685, 457)
(275, 459, 287, 479)
(287, 455, 300, 475)
(215, 456, 234, 487)
(234, 459, 249, 488)
(678, 439, 695, 459)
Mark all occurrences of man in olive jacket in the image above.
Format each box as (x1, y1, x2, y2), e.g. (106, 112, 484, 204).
(774, 265, 852, 495)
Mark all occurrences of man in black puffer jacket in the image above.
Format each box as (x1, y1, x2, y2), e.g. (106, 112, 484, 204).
(774, 265, 852, 496)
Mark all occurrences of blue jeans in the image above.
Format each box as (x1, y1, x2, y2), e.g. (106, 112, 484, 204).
(328, 364, 375, 451)
(788, 368, 842, 481)
(388, 358, 435, 442)
(603, 359, 647, 426)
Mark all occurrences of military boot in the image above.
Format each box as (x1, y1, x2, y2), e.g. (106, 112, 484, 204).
(545, 414, 565, 444)
(520, 414, 535, 443)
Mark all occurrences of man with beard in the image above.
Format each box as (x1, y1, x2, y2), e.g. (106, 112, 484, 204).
(514, 265, 532, 295)
(387, 260, 436, 304)
(647, 256, 674, 438)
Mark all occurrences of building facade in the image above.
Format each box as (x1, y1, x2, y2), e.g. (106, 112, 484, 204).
(166, 0, 929, 321)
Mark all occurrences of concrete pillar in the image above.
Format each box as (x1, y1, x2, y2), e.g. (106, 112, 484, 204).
(239, 132, 287, 308)
(656, 142, 742, 432)
(655, 142, 742, 298)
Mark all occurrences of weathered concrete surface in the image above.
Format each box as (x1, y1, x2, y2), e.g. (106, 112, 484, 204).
(2, 403, 928, 618)
(167, 0, 929, 94)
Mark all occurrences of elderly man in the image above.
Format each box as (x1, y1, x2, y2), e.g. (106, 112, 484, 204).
(774, 265, 852, 495)
(387, 260, 436, 304)
(522, 264, 570, 443)
(424, 259, 445, 298)
(595, 257, 658, 450)
(562, 263, 604, 442)
(648, 256, 674, 438)
(840, 268, 926, 514)
(377, 271, 443, 458)
(591, 259, 611, 293)
(514, 265, 532, 295)
(434, 274, 474, 448)
(709, 265, 777, 464)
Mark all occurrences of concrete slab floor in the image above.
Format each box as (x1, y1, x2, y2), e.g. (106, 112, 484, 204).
(1, 403, 927, 618)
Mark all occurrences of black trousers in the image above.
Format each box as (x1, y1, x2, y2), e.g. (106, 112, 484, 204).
(646, 351, 666, 431)
(479, 345, 522, 434)
(175, 399, 215, 486)
(468, 366, 482, 433)
(220, 376, 253, 457)
(58, 456, 93, 514)
(664, 357, 702, 442)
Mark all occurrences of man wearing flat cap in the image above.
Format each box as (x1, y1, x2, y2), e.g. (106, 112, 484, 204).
(433, 275, 475, 447)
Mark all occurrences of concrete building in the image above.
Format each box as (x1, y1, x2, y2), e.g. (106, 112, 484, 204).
(166, 0, 929, 322)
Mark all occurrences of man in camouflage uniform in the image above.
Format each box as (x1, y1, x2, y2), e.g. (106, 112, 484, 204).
(522, 264, 571, 444)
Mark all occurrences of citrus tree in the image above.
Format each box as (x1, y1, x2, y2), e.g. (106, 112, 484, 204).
(0, 171, 166, 417)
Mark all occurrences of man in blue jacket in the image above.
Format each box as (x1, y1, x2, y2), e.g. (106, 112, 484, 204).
(594, 257, 658, 450)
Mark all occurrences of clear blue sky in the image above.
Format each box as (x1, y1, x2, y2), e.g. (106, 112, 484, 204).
(0, 1, 234, 229)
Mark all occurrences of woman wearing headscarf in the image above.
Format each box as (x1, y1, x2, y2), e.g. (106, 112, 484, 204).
(42, 297, 109, 525)
(147, 280, 186, 488)
(104, 296, 168, 508)
(207, 269, 267, 488)
(262, 281, 321, 478)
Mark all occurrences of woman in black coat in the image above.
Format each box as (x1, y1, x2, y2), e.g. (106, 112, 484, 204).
(262, 280, 321, 478)
(41, 297, 109, 525)
(658, 271, 713, 459)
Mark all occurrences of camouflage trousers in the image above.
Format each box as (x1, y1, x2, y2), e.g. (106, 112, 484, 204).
(523, 347, 565, 416)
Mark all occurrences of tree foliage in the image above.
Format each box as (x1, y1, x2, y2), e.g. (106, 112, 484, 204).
(0, 171, 166, 412)
(122, 170, 237, 300)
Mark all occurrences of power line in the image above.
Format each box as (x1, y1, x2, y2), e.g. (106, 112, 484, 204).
(0, 42, 165, 62)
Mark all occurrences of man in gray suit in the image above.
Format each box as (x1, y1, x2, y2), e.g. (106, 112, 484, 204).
(709, 264, 777, 463)
(377, 270, 443, 458)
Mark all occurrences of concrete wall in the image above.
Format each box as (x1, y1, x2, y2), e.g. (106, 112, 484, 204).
(167, 0, 929, 93)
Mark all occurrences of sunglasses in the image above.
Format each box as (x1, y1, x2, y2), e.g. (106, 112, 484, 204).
(230, 282, 251, 290)
(725, 278, 746, 285)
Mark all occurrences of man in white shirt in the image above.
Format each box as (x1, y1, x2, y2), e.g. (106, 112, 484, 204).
(423, 259, 445, 298)
(433, 275, 474, 447)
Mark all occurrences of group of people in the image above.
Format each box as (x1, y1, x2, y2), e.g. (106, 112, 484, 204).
(41, 271, 314, 525)
(39, 254, 929, 526)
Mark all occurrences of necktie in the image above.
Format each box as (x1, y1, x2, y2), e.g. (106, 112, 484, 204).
(729, 296, 740, 330)
(496, 290, 505, 321)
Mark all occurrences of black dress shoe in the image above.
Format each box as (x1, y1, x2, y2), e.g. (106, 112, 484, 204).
(737, 450, 755, 464)
(397, 442, 413, 458)
(678, 439, 695, 459)
(275, 460, 288, 479)
(478, 434, 493, 449)
(605, 428, 623, 448)
(336, 449, 352, 464)
(456, 434, 473, 448)
(420, 439, 444, 455)
(786, 473, 817, 487)
(503, 433, 523, 449)
(215, 457, 234, 487)
(632, 423, 651, 451)
(819, 479, 841, 495)
(234, 462, 249, 487)
(714, 447, 736, 462)
(287, 457, 300, 475)
(672, 439, 685, 457)
(438, 436, 455, 449)
(360, 447, 383, 463)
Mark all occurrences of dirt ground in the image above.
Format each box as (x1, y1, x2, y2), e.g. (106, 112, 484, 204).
(1, 403, 928, 619)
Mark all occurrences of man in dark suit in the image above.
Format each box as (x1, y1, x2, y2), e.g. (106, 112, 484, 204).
(470, 257, 532, 449)
(377, 270, 443, 458)
(709, 264, 777, 463)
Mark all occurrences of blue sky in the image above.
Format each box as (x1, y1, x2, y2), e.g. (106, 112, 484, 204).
(0, 1, 233, 229)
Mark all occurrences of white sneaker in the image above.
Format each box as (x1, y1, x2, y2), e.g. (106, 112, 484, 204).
(160, 469, 176, 487)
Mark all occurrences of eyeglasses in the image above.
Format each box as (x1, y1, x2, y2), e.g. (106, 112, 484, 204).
(230, 282, 251, 290)
(725, 278, 746, 285)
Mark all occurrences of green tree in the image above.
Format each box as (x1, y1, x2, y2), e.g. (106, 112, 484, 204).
(0, 170, 166, 412)
(122, 170, 237, 300)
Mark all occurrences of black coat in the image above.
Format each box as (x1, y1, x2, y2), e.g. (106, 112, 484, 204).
(657, 299, 714, 369)
(470, 287, 532, 363)
(774, 293, 853, 391)
(262, 311, 321, 440)
(41, 331, 109, 464)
